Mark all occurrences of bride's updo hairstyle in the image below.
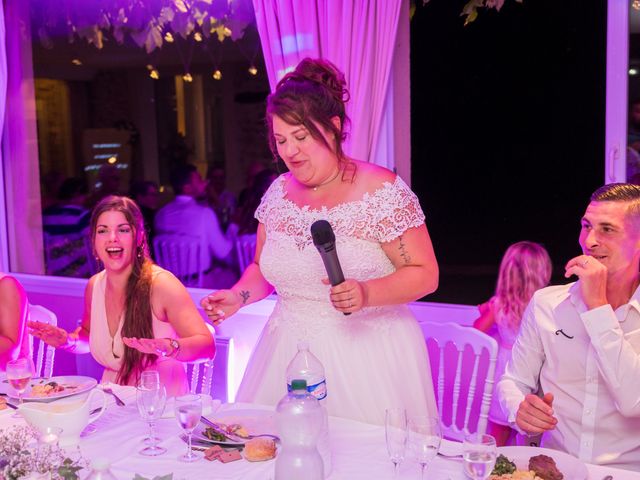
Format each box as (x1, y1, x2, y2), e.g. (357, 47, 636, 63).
(266, 58, 351, 165)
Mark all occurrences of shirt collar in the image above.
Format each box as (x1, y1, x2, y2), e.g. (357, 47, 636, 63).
(568, 280, 640, 319)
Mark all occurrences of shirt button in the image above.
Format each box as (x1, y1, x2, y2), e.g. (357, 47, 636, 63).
(584, 441, 590, 447)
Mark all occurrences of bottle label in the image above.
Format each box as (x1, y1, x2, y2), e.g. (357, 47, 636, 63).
(288, 379, 327, 400)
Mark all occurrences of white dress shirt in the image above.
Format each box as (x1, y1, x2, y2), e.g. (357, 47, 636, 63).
(497, 282, 640, 471)
(154, 195, 233, 272)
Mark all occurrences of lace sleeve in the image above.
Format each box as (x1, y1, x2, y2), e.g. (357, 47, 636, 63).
(365, 176, 426, 243)
(254, 175, 285, 225)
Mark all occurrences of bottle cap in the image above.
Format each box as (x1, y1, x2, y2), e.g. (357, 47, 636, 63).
(290, 379, 307, 391)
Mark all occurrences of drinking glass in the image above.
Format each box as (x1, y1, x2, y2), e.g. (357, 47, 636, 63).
(385, 408, 407, 478)
(174, 393, 202, 462)
(136, 384, 167, 456)
(6, 357, 34, 417)
(139, 370, 161, 445)
(463, 433, 497, 480)
(140, 370, 160, 389)
(408, 416, 442, 480)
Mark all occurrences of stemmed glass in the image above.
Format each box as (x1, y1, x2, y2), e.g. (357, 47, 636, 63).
(136, 380, 167, 456)
(174, 394, 202, 462)
(385, 408, 408, 478)
(6, 357, 34, 417)
(408, 416, 442, 479)
(463, 433, 497, 480)
(139, 371, 161, 446)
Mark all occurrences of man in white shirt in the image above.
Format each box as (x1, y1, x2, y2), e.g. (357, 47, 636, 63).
(497, 182, 640, 471)
(155, 164, 236, 288)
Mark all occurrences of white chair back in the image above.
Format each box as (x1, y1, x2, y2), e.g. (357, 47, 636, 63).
(186, 336, 233, 402)
(153, 235, 203, 287)
(420, 321, 498, 441)
(235, 233, 257, 273)
(28, 304, 57, 378)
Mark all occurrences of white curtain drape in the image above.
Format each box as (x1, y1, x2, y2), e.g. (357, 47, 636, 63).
(2, 0, 44, 274)
(252, 0, 403, 170)
(0, 1, 9, 271)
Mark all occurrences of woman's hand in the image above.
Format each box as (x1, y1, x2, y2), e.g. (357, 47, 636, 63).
(122, 337, 174, 356)
(200, 289, 243, 326)
(323, 278, 367, 313)
(27, 321, 68, 348)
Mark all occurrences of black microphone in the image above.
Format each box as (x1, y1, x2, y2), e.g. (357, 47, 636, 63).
(311, 220, 350, 316)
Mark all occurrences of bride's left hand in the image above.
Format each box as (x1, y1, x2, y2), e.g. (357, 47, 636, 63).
(323, 278, 366, 313)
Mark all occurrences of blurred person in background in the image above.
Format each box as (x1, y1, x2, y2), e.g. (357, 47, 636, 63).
(473, 241, 552, 445)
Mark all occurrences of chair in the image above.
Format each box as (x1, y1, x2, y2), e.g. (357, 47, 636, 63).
(153, 234, 203, 287)
(28, 304, 57, 378)
(419, 321, 498, 441)
(235, 233, 257, 273)
(186, 336, 233, 402)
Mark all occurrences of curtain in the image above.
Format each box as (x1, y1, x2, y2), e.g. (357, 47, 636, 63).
(0, 0, 8, 271)
(252, 0, 403, 170)
(2, 0, 44, 274)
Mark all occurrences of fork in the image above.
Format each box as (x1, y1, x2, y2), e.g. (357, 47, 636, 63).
(200, 416, 280, 442)
(101, 386, 126, 406)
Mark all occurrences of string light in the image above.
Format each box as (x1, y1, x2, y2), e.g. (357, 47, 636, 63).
(71, 58, 82, 65)
(164, 32, 175, 43)
(182, 73, 193, 82)
(149, 69, 160, 79)
(248, 65, 258, 76)
(212, 69, 222, 80)
(194, 32, 203, 42)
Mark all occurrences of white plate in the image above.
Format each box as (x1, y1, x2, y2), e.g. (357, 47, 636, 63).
(193, 408, 277, 447)
(496, 446, 588, 479)
(5, 376, 97, 401)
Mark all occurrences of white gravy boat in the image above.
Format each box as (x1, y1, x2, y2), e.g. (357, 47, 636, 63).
(18, 388, 107, 446)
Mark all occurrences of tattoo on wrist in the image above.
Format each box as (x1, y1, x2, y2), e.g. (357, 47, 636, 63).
(398, 235, 412, 264)
(239, 290, 250, 304)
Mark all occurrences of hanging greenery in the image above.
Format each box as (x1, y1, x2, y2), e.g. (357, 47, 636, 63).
(34, 0, 255, 54)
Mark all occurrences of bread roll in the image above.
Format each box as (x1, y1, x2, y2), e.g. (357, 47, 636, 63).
(243, 437, 277, 462)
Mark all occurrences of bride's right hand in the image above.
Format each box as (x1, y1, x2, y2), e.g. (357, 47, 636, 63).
(200, 290, 242, 326)
(27, 321, 68, 348)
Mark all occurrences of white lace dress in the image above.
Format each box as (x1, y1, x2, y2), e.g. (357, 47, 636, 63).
(235, 175, 437, 426)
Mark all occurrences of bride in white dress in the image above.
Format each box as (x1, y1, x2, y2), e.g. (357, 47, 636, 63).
(202, 58, 438, 425)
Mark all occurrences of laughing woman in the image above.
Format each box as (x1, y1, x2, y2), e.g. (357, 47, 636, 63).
(29, 196, 214, 396)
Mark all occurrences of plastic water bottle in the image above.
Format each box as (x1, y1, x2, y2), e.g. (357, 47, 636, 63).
(285, 342, 332, 477)
(85, 458, 117, 480)
(275, 379, 325, 480)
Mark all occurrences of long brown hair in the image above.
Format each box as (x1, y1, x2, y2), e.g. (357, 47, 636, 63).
(266, 57, 356, 180)
(90, 195, 155, 385)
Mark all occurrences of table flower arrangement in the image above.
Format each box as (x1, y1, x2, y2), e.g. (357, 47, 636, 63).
(0, 426, 85, 480)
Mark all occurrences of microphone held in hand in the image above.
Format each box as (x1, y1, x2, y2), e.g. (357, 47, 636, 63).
(310, 220, 350, 316)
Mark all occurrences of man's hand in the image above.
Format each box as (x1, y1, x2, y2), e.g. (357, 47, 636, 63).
(516, 392, 558, 434)
(564, 255, 608, 310)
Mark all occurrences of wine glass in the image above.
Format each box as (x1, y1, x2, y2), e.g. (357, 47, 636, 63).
(463, 433, 497, 480)
(174, 393, 202, 462)
(138, 370, 161, 445)
(408, 416, 442, 480)
(6, 357, 34, 417)
(385, 408, 408, 478)
(136, 383, 167, 456)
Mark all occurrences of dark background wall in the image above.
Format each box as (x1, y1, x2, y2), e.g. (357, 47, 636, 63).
(410, 0, 607, 305)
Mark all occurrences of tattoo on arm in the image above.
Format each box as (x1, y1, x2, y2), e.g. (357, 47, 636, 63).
(239, 290, 250, 305)
(398, 235, 412, 264)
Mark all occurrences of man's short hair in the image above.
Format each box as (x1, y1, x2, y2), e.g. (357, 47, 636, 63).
(591, 183, 640, 223)
(170, 164, 197, 195)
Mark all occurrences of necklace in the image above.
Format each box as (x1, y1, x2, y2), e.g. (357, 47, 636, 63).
(311, 168, 342, 191)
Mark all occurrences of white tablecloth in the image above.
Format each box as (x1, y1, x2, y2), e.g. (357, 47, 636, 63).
(1, 386, 638, 480)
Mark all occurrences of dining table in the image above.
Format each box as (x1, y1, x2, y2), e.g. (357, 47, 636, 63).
(1, 384, 639, 480)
